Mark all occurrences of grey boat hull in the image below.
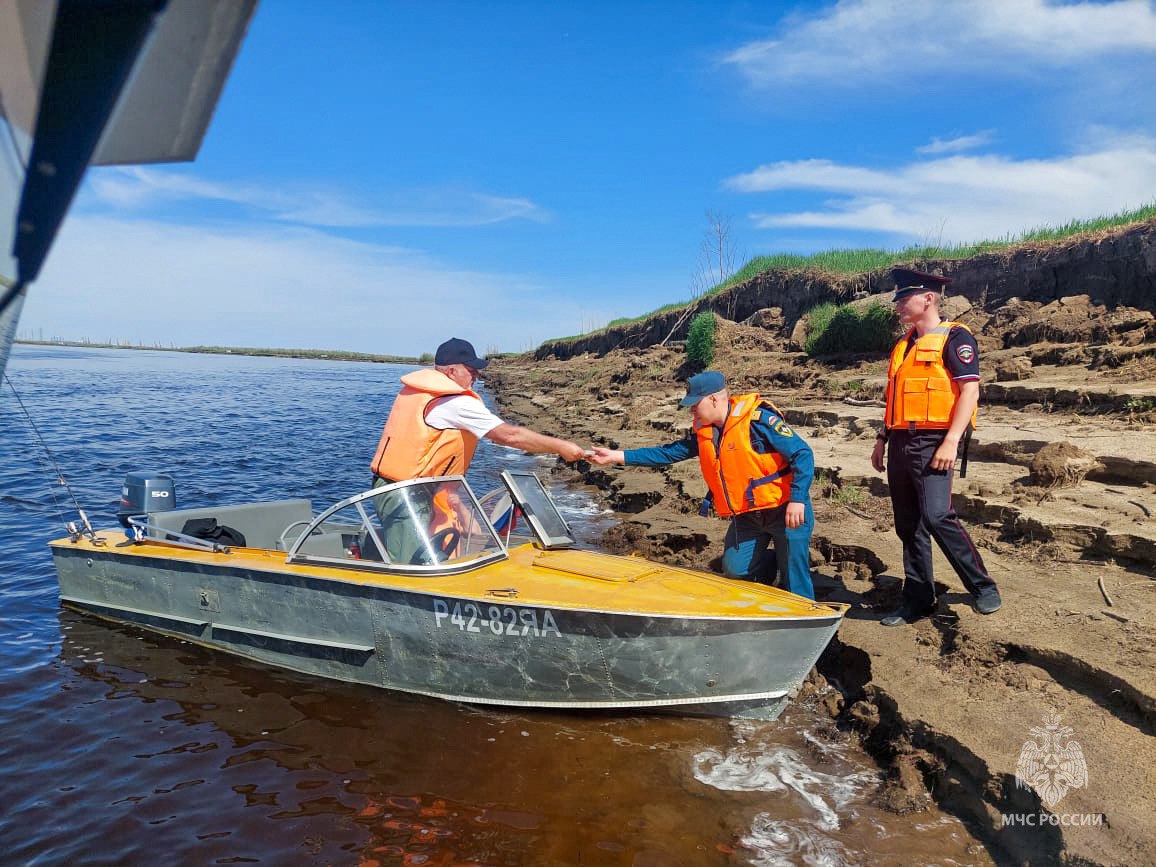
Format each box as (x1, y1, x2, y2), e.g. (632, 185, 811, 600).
(53, 546, 842, 719)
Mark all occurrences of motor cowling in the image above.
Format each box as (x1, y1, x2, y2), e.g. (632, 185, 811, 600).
(118, 472, 175, 528)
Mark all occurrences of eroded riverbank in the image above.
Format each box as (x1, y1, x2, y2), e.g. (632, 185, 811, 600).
(485, 308, 1156, 864)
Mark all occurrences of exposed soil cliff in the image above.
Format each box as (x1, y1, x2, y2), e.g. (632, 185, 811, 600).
(537, 219, 1156, 361)
(489, 219, 1156, 865)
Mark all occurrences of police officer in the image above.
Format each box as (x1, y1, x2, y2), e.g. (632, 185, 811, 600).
(591, 370, 816, 599)
(871, 269, 1002, 625)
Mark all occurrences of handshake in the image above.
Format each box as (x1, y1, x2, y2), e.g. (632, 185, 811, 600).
(585, 446, 625, 466)
(556, 443, 625, 465)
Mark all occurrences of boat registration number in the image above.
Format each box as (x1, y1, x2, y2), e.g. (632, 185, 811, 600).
(432, 599, 562, 638)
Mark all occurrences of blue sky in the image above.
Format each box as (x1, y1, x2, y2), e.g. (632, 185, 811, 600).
(20, 0, 1156, 355)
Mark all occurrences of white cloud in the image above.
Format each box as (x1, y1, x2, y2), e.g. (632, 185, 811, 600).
(20, 215, 578, 354)
(916, 132, 994, 155)
(725, 0, 1156, 87)
(727, 159, 914, 196)
(726, 139, 1156, 243)
(87, 166, 550, 228)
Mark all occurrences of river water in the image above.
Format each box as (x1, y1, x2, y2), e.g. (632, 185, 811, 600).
(0, 346, 989, 865)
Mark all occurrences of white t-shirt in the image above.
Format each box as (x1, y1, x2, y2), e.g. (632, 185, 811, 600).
(425, 394, 504, 439)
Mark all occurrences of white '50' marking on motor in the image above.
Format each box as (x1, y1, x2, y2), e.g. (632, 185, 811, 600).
(432, 599, 562, 638)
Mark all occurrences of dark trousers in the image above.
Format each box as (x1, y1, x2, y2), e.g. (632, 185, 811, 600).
(371, 475, 425, 564)
(887, 429, 996, 611)
(720, 501, 815, 600)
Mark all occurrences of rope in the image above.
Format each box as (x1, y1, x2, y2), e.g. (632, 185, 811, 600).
(4, 373, 86, 532)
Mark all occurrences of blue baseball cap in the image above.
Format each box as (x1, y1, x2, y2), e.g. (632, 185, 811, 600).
(891, 267, 951, 302)
(434, 337, 489, 369)
(679, 370, 726, 407)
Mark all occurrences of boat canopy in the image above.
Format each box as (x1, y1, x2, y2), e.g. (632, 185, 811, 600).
(1, 0, 257, 377)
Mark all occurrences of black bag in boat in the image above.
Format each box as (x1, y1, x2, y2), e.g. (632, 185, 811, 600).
(178, 517, 247, 547)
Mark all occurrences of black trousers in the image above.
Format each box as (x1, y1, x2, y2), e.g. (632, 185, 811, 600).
(887, 429, 997, 611)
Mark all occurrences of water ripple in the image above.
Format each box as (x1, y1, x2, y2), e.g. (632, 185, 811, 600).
(0, 346, 988, 865)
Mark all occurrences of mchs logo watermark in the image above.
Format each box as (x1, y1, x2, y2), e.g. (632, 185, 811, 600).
(1002, 715, 1102, 827)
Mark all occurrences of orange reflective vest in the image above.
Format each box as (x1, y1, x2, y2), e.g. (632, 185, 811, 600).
(885, 322, 978, 431)
(370, 369, 481, 481)
(696, 393, 793, 518)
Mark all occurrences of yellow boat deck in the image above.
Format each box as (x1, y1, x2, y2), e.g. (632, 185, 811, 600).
(51, 534, 846, 621)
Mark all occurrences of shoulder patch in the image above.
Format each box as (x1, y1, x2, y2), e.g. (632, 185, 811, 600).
(955, 343, 975, 364)
(774, 420, 794, 438)
(757, 407, 780, 423)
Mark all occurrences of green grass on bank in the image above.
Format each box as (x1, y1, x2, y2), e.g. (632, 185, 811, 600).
(804, 301, 897, 356)
(544, 201, 1156, 345)
(182, 345, 426, 363)
(685, 311, 716, 369)
(17, 340, 427, 364)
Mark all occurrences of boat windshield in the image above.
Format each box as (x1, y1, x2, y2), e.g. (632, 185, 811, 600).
(476, 488, 533, 547)
(477, 472, 575, 549)
(285, 477, 506, 574)
(500, 471, 575, 549)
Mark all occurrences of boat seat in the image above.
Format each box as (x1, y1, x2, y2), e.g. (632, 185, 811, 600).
(357, 531, 385, 562)
(147, 499, 313, 551)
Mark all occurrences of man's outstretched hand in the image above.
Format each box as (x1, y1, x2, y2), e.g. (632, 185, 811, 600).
(558, 441, 588, 462)
(589, 447, 625, 466)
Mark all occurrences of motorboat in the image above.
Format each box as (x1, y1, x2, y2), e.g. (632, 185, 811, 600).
(51, 471, 847, 720)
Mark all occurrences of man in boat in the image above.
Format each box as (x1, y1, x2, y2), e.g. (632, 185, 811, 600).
(369, 337, 585, 561)
(590, 371, 816, 599)
(869, 268, 1002, 626)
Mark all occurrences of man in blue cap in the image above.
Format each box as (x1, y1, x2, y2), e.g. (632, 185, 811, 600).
(368, 337, 585, 562)
(591, 370, 816, 598)
(371, 337, 586, 484)
(870, 269, 1002, 625)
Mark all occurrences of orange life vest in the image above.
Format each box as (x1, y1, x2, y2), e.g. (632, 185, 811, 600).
(696, 393, 793, 518)
(428, 487, 466, 558)
(370, 369, 481, 481)
(885, 322, 978, 431)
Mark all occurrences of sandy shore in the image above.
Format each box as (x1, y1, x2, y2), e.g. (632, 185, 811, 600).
(485, 307, 1156, 865)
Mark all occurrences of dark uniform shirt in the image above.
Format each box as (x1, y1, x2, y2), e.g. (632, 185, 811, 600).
(902, 325, 980, 381)
(624, 407, 814, 503)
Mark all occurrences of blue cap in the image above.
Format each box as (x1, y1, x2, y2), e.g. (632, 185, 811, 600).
(434, 337, 489, 369)
(679, 370, 726, 407)
(891, 267, 951, 302)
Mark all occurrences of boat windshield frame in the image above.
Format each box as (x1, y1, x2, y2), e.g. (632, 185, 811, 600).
(284, 475, 509, 576)
(500, 470, 575, 549)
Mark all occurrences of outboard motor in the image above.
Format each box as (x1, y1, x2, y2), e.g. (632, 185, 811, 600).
(118, 472, 175, 528)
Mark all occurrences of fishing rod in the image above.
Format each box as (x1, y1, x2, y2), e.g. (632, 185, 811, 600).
(4, 373, 103, 544)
